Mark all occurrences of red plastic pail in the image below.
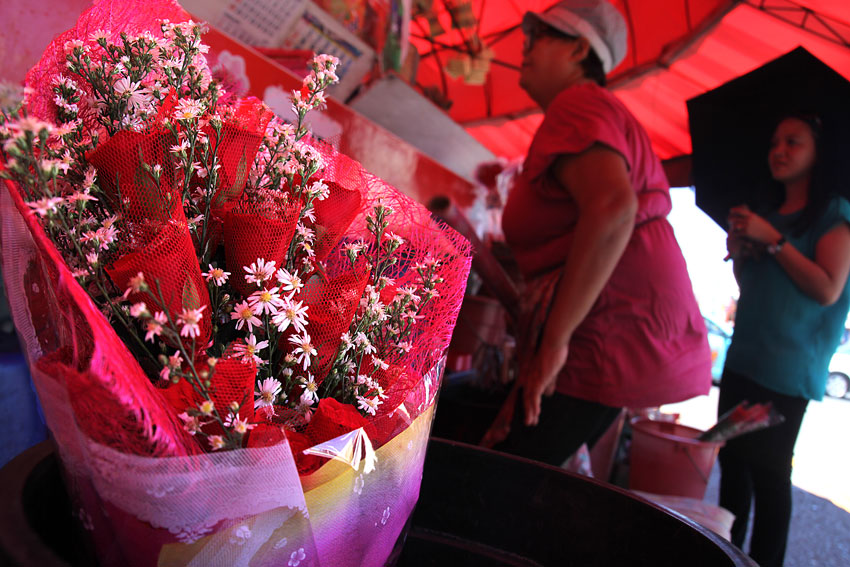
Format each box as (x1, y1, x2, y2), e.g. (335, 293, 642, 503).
(629, 418, 723, 499)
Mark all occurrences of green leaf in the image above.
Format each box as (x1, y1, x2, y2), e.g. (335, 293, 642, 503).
(182, 277, 201, 311)
(213, 150, 248, 208)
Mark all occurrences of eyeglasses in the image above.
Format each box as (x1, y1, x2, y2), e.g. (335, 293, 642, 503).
(523, 22, 577, 51)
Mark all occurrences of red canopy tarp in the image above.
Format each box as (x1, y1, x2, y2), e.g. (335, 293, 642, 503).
(411, 0, 850, 167)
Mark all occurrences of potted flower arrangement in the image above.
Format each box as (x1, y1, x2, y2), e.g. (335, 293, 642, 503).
(0, 0, 471, 565)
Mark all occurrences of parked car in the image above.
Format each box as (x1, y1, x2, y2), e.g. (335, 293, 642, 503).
(826, 338, 850, 400)
(703, 316, 732, 384)
(704, 315, 850, 399)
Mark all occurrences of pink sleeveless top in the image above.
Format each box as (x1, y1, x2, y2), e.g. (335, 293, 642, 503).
(502, 83, 711, 407)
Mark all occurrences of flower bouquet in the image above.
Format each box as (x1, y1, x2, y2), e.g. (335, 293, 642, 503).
(0, 1, 471, 565)
(697, 401, 786, 443)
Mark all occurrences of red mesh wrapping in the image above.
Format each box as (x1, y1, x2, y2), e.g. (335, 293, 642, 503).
(38, 354, 181, 454)
(206, 353, 257, 423)
(298, 262, 370, 383)
(371, 368, 429, 445)
(24, 0, 191, 127)
(223, 199, 301, 296)
(270, 146, 473, 445)
(86, 130, 180, 226)
(107, 220, 213, 348)
(89, 127, 214, 348)
(160, 348, 257, 428)
(2, 175, 199, 457)
(361, 170, 472, 419)
(211, 98, 274, 212)
(245, 423, 286, 449)
(206, 99, 274, 250)
(311, 180, 363, 261)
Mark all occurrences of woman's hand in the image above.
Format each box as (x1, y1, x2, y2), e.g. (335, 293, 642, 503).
(521, 340, 569, 426)
(479, 338, 570, 447)
(728, 206, 850, 306)
(728, 205, 782, 245)
(726, 231, 762, 261)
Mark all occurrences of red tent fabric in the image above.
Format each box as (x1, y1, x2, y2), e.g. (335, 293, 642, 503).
(411, 0, 850, 163)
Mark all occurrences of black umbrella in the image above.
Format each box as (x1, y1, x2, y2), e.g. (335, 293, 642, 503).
(687, 47, 850, 228)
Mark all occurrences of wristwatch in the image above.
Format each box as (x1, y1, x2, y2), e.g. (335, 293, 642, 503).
(767, 236, 786, 255)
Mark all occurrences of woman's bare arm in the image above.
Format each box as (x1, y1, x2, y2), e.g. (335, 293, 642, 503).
(521, 144, 637, 425)
(729, 206, 850, 305)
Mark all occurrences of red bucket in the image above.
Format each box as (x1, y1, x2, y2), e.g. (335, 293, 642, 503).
(628, 418, 723, 499)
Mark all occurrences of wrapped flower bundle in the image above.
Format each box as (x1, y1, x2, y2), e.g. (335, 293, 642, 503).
(698, 401, 786, 443)
(0, 1, 471, 565)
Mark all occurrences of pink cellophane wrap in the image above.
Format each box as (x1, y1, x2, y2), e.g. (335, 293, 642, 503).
(1, 2, 472, 565)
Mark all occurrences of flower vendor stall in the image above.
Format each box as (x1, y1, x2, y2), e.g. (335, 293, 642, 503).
(0, 0, 471, 565)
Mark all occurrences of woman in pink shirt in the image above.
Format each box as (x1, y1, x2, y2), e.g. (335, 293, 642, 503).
(482, 0, 712, 466)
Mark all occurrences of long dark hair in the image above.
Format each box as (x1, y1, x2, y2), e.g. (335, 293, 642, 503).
(753, 112, 837, 237)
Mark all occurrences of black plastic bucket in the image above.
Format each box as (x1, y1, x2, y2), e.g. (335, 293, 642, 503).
(0, 441, 92, 566)
(397, 438, 755, 566)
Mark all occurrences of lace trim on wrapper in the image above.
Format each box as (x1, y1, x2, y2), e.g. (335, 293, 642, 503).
(85, 439, 308, 543)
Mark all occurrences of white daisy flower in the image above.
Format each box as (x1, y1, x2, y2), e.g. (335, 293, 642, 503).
(178, 305, 206, 338)
(202, 266, 230, 287)
(244, 258, 277, 285)
(255, 378, 282, 409)
(233, 334, 269, 365)
(272, 296, 309, 334)
(288, 332, 317, 371)
(248, 286, 284, 316)
(231, 300, 261, 332)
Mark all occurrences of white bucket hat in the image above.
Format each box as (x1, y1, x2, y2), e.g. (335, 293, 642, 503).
(522, 0, 628, 74)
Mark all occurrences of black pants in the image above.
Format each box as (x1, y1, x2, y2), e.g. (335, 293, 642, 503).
(493, 390, 621, 467)
(717, 369, 809, 567)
